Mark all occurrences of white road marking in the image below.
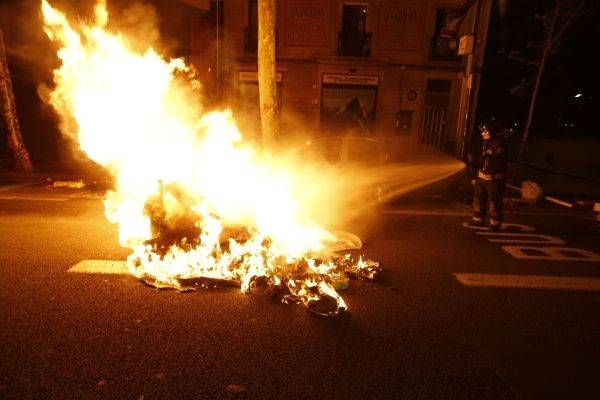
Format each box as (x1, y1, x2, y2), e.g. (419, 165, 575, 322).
(503, 223, 536, 232)
(462, 222, 536, 232)
(476, 232, 565, 244)
(463, 221, 599, 262)
(68, 259, 128, 274)
(450, 200, 472, 212)
(502, 246, 600, 262)
(454, 273, 600, 291)
(382, 209, 470, 216)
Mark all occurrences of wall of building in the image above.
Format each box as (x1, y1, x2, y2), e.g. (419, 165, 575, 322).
(188, 0, 491, 158)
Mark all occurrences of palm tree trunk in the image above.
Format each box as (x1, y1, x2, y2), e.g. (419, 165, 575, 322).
(0, 29, 33, 172)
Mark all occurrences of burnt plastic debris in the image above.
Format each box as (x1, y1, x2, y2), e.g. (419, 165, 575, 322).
(177, 276, 241, 289)
(143, 181, 203, 256)
(338, 255, 382, 280)
(131, 183, 382, 318)
(306, 294, 345, 317)
(132, 250, 381, 318)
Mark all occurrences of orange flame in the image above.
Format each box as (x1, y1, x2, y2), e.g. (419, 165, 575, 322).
(41, 0, 379, 316)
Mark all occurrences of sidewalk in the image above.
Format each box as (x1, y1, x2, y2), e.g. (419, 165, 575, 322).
(0, 162, 112, 190)
(386, 167, 598, 220)
(509, 161, 600, 199)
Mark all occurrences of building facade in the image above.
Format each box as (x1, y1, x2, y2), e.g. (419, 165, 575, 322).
(185, 0, 492, 158)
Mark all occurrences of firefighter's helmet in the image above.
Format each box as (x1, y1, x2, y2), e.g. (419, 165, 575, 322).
(478, 117, 502, 136)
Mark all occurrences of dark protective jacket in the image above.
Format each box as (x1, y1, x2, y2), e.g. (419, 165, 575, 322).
(478, 135, 508, 180)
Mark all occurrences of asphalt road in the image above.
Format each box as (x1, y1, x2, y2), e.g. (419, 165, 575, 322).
(1, 183, 599, 399)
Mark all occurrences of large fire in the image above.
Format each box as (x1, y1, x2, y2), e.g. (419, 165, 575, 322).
(40, 0, 379, 316)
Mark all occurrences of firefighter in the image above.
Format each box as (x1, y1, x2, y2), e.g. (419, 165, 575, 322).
(468, 118, 508, 232)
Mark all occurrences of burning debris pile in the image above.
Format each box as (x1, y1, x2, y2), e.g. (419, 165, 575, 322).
(40, 0, 380, 317)
(132, 181, 380, 317)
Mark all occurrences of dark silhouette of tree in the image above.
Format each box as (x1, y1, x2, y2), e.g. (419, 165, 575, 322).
(479, 0, 596, 160)
(517, 0, 589, 160)
(0, 28, 32, 172)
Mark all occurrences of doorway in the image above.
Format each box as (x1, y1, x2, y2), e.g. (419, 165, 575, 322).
(421, 79, 451, 150)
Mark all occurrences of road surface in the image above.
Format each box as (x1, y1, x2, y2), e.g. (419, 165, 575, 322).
(1, 182, 599, 399)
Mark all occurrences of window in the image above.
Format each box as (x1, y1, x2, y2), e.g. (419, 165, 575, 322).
(338, 4, 371, 57)
(245, 0, 258, 52)
(421, 79, 452, 151)
(430, 9, 460, 61)
(426, 79, 451, 93)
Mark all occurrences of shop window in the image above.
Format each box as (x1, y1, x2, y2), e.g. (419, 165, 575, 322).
(321, 84, 377, 134)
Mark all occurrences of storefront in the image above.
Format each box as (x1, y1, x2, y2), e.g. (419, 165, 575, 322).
(320, 74, 378, 134)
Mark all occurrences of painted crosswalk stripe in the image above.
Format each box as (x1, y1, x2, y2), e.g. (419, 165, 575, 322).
(381, 209, 470, 216)
(454, 273, 600, 291)
(68, 259, 128, 274)
(476, 232, 565, 244)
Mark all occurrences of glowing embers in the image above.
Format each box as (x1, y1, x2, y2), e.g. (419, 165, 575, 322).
(131, 243, 380, 317)
(129, 182, 381, 317)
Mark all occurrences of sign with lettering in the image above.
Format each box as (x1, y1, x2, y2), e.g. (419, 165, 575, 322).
(284, 0, 331, 47)
(323, 74, 379, 86)
(378, 2, 426, 50)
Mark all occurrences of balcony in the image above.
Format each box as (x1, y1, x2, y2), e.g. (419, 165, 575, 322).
(429, 36, 460, 62)
(337, 31, 371, 57)
(244, 26, 258, 53)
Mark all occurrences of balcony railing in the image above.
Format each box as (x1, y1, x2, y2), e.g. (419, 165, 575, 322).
(244, 26, 258, 53)
(429, 36, 460, 61)
(337, 31, 371, 57)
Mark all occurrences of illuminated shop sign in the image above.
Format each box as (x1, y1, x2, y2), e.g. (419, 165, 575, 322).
(322, 74, 379, 86)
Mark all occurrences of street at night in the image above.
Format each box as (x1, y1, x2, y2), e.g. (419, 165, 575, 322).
(1, 181, 598, 399)
(2, 0, 600, 398)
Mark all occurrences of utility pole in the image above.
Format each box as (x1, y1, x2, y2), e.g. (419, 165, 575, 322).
(0, 29, 33, 172)
(257, 0, 279, 150)
(457, 0, 492, 161)
(457, 1, 480, 160)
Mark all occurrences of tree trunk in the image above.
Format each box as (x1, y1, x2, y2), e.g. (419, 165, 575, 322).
(517, 0, 560, 161)
(0, 29, 33, 172)
(257, 0, 279, 149)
